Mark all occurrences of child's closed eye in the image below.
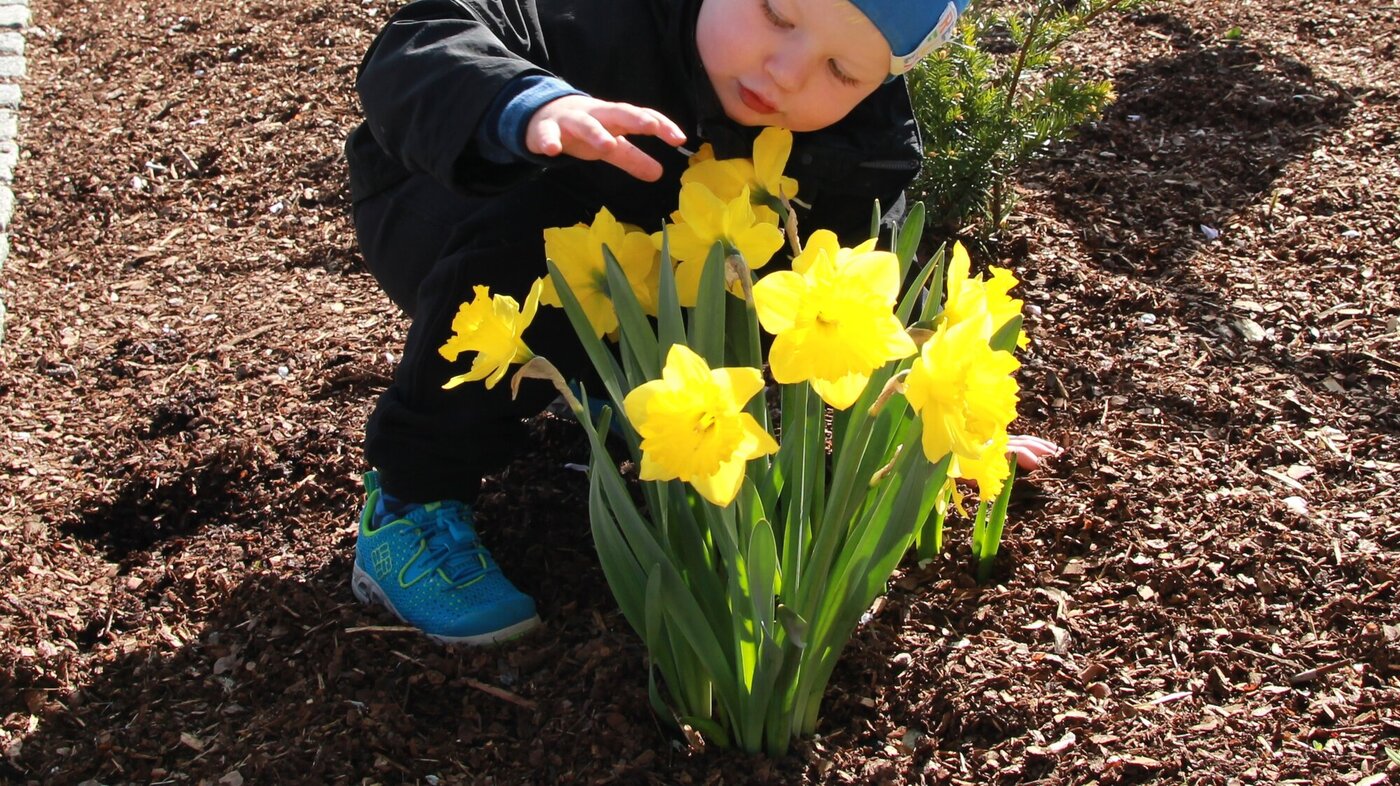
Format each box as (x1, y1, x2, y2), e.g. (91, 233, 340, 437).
(828, 60, 860, 87)
(760, 0, 794, 29)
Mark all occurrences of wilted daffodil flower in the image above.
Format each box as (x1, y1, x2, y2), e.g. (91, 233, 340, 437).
(541, 207, 660, 336)
(903, 313, 1021, 498)
(942, 242, 1028, 348)
(438, 278, 543, 390)
(681, 128, 799, 226)
(752, 230, 917, 409)
(622, 344, 778, 507)
(659, 182, 786, 307)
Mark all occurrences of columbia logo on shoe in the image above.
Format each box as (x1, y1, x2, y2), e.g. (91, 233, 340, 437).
(370, 543, 395, 580)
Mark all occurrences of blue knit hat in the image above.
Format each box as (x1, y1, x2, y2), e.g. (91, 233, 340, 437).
(848, 0, 970, 77)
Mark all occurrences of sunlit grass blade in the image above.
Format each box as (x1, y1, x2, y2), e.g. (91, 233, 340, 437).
(895, 242, 944, 325)
(915, 497, 949, 560)
(990, 313, 1023, 353)
(920, 245, 949, 323)
(588, 463, 649, 639)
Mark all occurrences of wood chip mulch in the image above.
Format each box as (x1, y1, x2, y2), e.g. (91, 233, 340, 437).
(0, 0, 1396, 784)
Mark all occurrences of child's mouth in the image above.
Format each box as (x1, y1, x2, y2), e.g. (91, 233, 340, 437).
(738, 85, 776, 115)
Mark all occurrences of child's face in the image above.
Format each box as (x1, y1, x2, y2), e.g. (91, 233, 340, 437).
(696, 0, 890, 132)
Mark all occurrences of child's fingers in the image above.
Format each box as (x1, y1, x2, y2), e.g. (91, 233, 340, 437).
(1005, 433, 1062, 471)
(600, 136, 664, 181)
(1009, 444, 1042, 472)
(591, 103, 687, 146)
(574, 113, 623, 151)
(556, 114, 665, 181)
(1009, 434, 1061, 455)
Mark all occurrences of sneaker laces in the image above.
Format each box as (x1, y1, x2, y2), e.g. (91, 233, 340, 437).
(410, 502, 500, 586)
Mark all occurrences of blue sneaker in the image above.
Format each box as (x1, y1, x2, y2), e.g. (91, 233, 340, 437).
(351, 471, 540, 645)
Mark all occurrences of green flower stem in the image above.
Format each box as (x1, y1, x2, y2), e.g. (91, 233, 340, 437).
(974, 457, 1018, 583)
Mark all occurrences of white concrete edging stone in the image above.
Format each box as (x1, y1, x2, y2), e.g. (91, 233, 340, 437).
(0, 0, 25, 344)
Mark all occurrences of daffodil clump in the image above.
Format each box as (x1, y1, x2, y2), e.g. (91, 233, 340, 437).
(435, 127, 1030, 754)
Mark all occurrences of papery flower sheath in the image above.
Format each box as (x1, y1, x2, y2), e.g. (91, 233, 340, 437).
(541, 207, 660, 336)
(438, 278, 543, 390)
(903, 313, 1021, 498)
(752, 230, 916, 409)
(622, 344, 778, 507)
(660, 183, 785, 307)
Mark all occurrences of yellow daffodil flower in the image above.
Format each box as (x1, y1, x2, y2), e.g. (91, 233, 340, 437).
(752, 229, 916, 409)
(660, 183, 785, 307)
(681, 128, 799, 226)
(438, 278, 543, 390)
(541, 207, 660, 336)
(903, 314, 1021, 498)
(942, 242, 1028, 348)
(622, 344, 778, 507)
(948, 430, 1013, 501)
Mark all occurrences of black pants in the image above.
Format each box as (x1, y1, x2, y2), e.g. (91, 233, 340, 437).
(354, 173, 605, 503)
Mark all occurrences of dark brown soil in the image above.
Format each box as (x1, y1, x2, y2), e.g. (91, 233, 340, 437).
(2, 0, 1397, 784)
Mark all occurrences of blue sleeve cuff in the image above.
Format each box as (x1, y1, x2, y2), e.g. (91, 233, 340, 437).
(479, 74, 587, 165)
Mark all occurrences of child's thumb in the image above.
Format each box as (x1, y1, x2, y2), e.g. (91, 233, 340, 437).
(529, 118, 564, 157)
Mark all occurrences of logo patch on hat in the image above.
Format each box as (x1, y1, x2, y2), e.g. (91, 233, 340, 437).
(891, 2, 961, 75)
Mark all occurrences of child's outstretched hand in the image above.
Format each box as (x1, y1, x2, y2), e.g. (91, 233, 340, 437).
(527, 95, 687, 182)
(1007, 434, 1062, 472)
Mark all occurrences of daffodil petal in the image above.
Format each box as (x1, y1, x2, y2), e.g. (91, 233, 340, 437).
(710, 366, 766, 408)
(690, 455, 747, 507)
(840, 251, 903, 303)
(753, 127, 792, 193)
(735, 224, 785, 271)
(752, 270, 805, 335)
(811, 372, 870, 411)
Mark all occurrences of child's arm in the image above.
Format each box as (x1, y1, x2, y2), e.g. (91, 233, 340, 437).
(356, 0, 685, 191)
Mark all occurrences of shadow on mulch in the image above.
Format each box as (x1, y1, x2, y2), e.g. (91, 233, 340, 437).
(1040, 11, 1353, 278)
(1021, 12, 1397, 439)
(63, 424, 350, 563)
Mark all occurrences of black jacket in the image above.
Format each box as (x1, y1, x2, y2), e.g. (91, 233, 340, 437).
(345, 0, 924, 242)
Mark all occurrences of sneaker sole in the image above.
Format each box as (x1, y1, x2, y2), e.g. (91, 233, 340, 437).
(351, 562, 541, 646)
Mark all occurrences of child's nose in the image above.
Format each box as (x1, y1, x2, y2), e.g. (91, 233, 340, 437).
(765, 44, 816, 93)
